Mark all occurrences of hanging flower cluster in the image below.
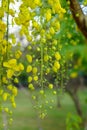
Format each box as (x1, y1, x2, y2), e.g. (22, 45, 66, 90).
(0, 0, 67, 125)
(0, 0, 24, 127)
(13, 0, 66, 118)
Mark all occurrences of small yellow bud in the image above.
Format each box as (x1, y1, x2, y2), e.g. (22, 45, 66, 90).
(44, 55, 49, 62)
(53, 91, 57, 95)
(46, 9, 51, 21)
(2, 93, 8, 101)
(26, 55, 32, 63)
(7, 84, 13, 90)
(0, 89, 3, 95)
(32, 67, 38, 74)
(14, 78, 19, 83)
(7, 69, 14, 79)
(49, 27, 55, 35)
(28, 76, 32, 83)
(28, 84, 34, 90)
(32, 95, 36, 100)
(33, 76, 38, 81)
(12, 87, 18, 96)
(26, 65, 32, 73)
(48, 84, 53, 89)
(39, 112, 46, 119)
(54, 61, 60, 69)
(70, 72, 78, 78)
(18, 63, 24, 71)
(12, 102, 16, 108)
(55, 52, 61, 60)
(40, 90, 44, 95)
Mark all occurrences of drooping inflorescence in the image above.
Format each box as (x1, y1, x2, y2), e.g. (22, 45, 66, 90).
(0, 0, 24, 128)
(14, 0, 66, 118)
(0, 0, 68, 128)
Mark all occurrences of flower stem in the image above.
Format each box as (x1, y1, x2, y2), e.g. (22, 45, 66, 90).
(41, 41, 44, 89)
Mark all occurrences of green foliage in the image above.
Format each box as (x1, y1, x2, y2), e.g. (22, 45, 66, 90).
(66, 113, 82, 130)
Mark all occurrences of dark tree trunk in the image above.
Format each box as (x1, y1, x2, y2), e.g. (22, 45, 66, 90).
(66, 88, 83, 117)
(67, 0, 87, 39)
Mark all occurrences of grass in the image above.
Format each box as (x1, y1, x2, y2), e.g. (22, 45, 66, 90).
(0, 88, 87, 130)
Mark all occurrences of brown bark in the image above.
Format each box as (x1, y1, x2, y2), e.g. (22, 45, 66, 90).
(67, 0, 87, 39)
(66, 88, 83, 117)
(65, 77, 83, 117)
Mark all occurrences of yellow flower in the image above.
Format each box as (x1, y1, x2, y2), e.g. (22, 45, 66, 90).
(14, 78, 19, 83)
(26, 54, 32, 63)
(0, 32, 4, 42)
(0, 89, 3, 95)
(32, 95, 36, 100)
(2, 76, 8, 84)
(18, 63, 24, 71)
(46, 9, 51, 21)
(0, 7, 4, 18)
(60, 8, 66, 14)
(28, 76, 32, 83)
(70, 72, 78, 78)
(0, 20, 6, 32)
(15, 50, 22, 59)
(55, 22, 60, 30)
(67, 33, 72, 39)
(8, 59, 17, 66)
(40, 29, 45, 36)
(54, 61, 60, 69)
(2, 93, 8, 101)
(26, 65, 32, 73)
(39, 112, 46, 119)
(2, 40, 7, 46)
(12, 102, 16, 108)
(44, 55, 49, 62)
(3, 59, 17, 68)
(48, 84, 53, 89)
(40, 90, 44, 95)
(53, 3, 61, 14)
(7, 85, 13, 90)
(53, 90, 57, 95)
(33, 76, 38, 81)
(48, 0, 53, 5)
(55, 52, 61, 60)
(10, 95, 15, 102)
(32, 67, 38, 74)
(12, 87, 18, 96)
(27, 36, 32, 42)
(46, 68, 50, 74)
(28, 84, 34, 90)
(9, 118, 13, 125)
(33, 21, 40, 29)
(1, 46, 7, 54)
(9, 9, 15, 16)
(52, 66, 57, 73)
(49, 27, 55, 35)
(34, 0, 41, 6)
(7, 69, 14, 79)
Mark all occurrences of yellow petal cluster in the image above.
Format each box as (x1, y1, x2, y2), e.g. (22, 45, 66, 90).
(26, 65, 32, 73)
(55, 52, 61, 60)
(3, 59, 24, 78)
(26, 54, 32, 63)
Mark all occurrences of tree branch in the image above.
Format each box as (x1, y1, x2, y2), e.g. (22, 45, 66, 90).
(68, 0, 87, 39)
